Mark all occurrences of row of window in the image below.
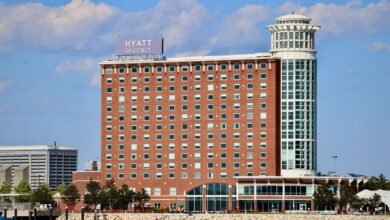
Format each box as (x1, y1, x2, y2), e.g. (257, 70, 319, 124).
(105, 132, 269, 141)
(106, 152, 268, 161)
(106, 122, 268, 132)
(105, 73, 268, 84)
(106, 102, 268, 113)
(106, 83, 268, 94)
(106, 112, 268, 124)
(104, 63, 268, 74)
(106, 93, 268, 103)
(105, 142, 268, 151)
(238, 185, 309, 196)
(106, 169, 268, 181)
(107, 162, 267, 171)
(273, 32, 314, 50)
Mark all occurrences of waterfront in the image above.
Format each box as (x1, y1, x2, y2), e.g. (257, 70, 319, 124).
(57, 213, 390, 220)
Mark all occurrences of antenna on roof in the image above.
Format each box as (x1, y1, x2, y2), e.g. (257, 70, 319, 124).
(54, 141, 56, 147)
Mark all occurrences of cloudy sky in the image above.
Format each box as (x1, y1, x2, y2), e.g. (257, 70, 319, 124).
(0, 0, 389, 176)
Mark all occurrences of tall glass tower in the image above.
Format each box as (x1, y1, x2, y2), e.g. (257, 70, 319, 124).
(267, 13, 320, 177)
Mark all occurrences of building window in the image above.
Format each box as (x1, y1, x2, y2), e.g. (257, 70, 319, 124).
(169, 187, 176, 196)
(194, 65, 201, 71)
(105, 68, 113, 74)
(154, 188, 161, 196)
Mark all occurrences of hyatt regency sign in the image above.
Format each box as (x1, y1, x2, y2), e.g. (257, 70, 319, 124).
(116, 38, 163, 56)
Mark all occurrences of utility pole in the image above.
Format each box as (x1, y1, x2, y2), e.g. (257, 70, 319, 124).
(332, 155, 338, 175)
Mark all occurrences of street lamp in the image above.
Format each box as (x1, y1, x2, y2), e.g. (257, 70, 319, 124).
(332, 155, 338, 175)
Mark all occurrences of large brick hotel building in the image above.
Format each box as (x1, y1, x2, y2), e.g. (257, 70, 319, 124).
(91, 13, 358, 212)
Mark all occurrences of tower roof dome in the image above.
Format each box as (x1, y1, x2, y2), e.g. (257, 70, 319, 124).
(276, 13, 311, 24)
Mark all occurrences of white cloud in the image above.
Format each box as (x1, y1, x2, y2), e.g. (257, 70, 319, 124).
(278, 1, 390, 35)
(103, 0, 211, 53)
(370, 42, 390, 53)
(0, 0, 117, 51)
(209, 4, 271, 53)
(55, 58, 101, 86)
(0, 80, 12, 93)
(0, 0, 211, 54)
(1, 0, 389, 55)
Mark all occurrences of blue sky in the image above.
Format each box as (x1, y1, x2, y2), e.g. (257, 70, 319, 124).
(0, 0, 389, 177)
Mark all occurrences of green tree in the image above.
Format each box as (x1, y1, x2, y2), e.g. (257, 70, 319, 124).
(99, 179, 117, 210)
(14, 180, 31, 202)
(337, 185, 357, 213)
(117, 184, 135, 210)
(365, 193, 382, 214)
(313, 185, 336, 211)
(135, 188, 150, 211)
(83, 179, 101, 208)
(97, 188, 109, 210)
(0, 182, 12, 202)
(364, 174, 390, 190)
(31, 184, 54, 205)
(0, 182, 12, 193)
(56, 183, 68, 195)
(349, 196, 365, 212)
(62, 184, 80, 204)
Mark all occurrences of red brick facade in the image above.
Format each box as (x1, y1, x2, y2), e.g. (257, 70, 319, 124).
(70, 171, 101, 210)
(99, 57, 280, 209)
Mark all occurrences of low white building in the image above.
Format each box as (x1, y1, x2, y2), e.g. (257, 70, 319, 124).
(357, 189, 390, 210)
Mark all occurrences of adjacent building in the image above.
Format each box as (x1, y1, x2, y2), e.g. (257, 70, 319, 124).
(0, 145, 78, 189)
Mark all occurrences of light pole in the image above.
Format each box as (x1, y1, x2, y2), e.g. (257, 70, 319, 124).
(332, 155, 338, 175)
